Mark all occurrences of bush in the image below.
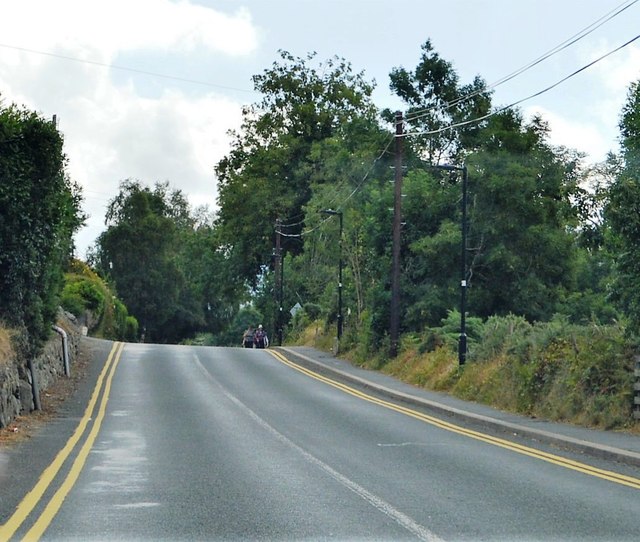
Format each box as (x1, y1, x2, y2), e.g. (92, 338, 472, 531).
(456, 316, 635, 428)
(471, 313, 532, 363)
(60, 276, 106, 318)
(182, 333, 216, 346)
(61, 259, 138, 342)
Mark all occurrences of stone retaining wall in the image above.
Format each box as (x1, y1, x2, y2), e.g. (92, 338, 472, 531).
(0, 310, 81, 428)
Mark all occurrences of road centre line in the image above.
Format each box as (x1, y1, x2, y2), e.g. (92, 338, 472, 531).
(0, 341, 124, 542)
(191, 352, 442, 542)
(268, 350, 640, 490)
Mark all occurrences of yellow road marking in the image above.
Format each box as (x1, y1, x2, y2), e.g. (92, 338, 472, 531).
(0, 342, 124, 542)
(269, 350, 640, 490)
(22, 341, 125, 541)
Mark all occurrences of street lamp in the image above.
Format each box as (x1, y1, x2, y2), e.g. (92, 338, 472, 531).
(321, 209, 343, 342)
(432, 163, 468, 366)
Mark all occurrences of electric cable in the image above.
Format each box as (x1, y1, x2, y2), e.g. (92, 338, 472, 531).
(403, 0, 638, 124)
(402, 32, 640, 138)
(0, 42, 257, 94)
(289, 134, 396, 238)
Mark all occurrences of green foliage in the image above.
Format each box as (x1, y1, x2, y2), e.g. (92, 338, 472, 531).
(94, 180, 206, 343)
(385, 39, 492, 163)
(91, 180, 251, 345)
(619, 80, 640, 166)
(471, 313, 532, 363)
(449, 315, 634, 428)
(182, 332, 216, 346)
(215, 50, 379, 286)
(0, 100, 84, 353)
(311, 313, 636, 430)
(61, 276, 106, 316)
(287, 302, 333, 345)
(101, 298, 139, 343)
(605, 82, 640, 335)
(60, 259, 137, 342)
(303, 303, 323, 320)
(464, 112, 583, 322)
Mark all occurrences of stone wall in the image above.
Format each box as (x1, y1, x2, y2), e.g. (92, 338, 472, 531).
(0, 309, 81, 428)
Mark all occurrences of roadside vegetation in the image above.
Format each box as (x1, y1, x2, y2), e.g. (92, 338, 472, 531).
(2, 40, 640, 431)
(60, 259, 137, 341)
(293, 314, 638, 432)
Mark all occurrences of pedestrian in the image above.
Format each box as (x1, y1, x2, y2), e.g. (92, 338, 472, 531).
(242, 325, 255, 348)
(253, 324, 269, 349)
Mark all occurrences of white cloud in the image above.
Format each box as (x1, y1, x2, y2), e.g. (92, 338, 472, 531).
(585, 39, 640, 95)
(70, 88, 243, 257)
(522, 41, 640, 164)
(525, 105, 615, 162)
(1, 0, 258, 57)
(0, 0, 257, 258)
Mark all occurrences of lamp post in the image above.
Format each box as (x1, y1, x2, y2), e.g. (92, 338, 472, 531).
(274, 219, 284, 346)
(321, 209, 343, 342)
(432, 163, 468, 366)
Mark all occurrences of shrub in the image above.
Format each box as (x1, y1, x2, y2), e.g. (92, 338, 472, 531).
(61, 259, 138, 342)
(60, 276, 106, 317)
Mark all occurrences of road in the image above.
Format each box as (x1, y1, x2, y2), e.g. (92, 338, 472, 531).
(1, 339, 639, 541)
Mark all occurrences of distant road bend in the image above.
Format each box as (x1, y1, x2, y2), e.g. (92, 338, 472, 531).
(1, 340, 639, 541)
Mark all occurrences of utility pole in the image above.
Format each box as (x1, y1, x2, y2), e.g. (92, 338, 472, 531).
(459, 165, 468, 365)
(321, 209, 344, 343)
(274, 218, 283, 346)
(389, 111, 403, 358)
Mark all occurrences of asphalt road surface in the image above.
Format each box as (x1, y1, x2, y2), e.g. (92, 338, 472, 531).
(1, 339, 639, 541)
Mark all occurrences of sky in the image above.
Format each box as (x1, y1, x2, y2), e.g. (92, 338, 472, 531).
(1, 0, 639, 259)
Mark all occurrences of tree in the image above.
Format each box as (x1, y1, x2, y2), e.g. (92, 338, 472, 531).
(175, 211, 249, 342)
(386, 40, 584, 328)
(95, 180, 203, 342)
(464, 111, 583, 322)
(215, 51, 378, 286)
(385, 39, 492, 164)
(605, 80, 640, 333)
(0, 100, 84, 351)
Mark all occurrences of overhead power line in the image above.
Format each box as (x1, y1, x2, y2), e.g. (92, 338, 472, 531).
(278, 134, 395, 238)
(0, 42, 257, 94)
(403, 32, 640, 139)
(404, 0, 639, 124)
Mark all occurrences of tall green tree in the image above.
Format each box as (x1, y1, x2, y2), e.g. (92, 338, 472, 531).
(175, 209, 249, 341)
(215, 51, 378, 286)
(0, 101, 84, 351)
(605, 80, 640, 333)
(95, 180, 203, 342)
(466, 112, 583, 321)
(386, 39, 492, 164)
(386, 42, 583, 330)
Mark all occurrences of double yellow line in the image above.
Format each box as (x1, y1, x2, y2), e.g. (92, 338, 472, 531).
(269, 350, 640, 490)
(0, 341, 125, 542)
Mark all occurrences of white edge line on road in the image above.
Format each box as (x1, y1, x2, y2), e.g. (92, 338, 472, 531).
(191, 352, 443, 542)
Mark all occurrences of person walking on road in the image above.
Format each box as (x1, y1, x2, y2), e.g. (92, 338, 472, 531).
(242, 325, 255, 348)
(254, 325, 269, 349)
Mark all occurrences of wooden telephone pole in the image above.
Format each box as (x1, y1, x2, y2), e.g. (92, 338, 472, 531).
(389, 111, 403, 358)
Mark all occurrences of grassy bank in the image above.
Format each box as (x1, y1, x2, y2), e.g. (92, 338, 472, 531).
(294, 314, 640, 433)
